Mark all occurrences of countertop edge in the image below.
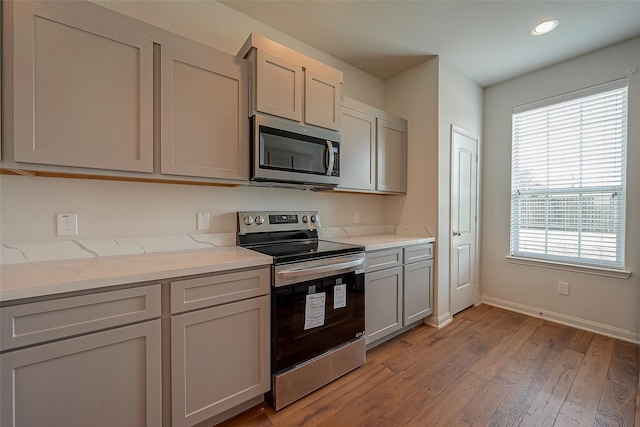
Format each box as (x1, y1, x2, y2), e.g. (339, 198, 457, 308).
(0, 248, 273, 303)
(325, 235, 435, 251)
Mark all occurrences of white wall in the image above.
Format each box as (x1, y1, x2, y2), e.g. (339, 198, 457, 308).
(0, 0, 389, 244)
(481, 36, 640, 342)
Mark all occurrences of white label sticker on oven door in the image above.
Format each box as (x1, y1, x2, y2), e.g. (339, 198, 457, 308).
(304, 292, 326, 330)
(334, 284, 347, 309)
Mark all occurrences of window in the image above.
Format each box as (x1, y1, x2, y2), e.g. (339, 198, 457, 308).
(510, 80, 627, 269)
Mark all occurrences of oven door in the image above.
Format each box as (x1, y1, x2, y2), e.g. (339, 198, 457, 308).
(271, 268, 364, 374)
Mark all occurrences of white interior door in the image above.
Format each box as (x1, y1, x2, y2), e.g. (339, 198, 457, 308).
(450, 126, 479, 315)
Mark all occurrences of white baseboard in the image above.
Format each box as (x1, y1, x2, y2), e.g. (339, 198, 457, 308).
(480, 295, 639, 345)
(425, 312, 453, 329)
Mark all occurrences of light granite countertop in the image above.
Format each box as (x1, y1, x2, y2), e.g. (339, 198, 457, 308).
(0, 246, 272, 302)
(0, 227, 435, 303)
(325, 234, 435, 252)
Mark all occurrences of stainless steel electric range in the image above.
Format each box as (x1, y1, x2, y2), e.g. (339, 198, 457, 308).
(237, 211, 365, 410)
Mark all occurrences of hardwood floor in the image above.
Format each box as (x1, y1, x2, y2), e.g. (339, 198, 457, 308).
(217, 305, 639, 427)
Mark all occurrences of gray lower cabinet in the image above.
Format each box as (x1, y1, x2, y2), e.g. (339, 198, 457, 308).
(0, 285, 162, 427)
(365, 265, 403, 345)
(403, 259, 434, 324)
(169, 267, 270, 427)
(171, 295, 270, 427)
(365, 243, 434, 346)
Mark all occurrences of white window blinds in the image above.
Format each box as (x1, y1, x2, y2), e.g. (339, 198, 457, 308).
(510, 80, 627, 268)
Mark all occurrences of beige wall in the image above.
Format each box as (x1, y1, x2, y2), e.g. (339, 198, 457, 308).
(481, 36, 640, 341)
(0, 0, 390, 244)
(91, 0, 386, 109)
(0, 176, 387, 243)
(383, 57, 483, 323)
(437, 60, 484, 321)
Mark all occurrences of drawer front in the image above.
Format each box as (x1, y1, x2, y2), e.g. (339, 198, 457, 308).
(365, 248, 402, 273)
(170, 267, 270, 314)
(404, 243, 434, 264)
(1, 285, 161, 351)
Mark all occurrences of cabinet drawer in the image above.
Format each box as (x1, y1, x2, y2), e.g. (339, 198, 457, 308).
(170, 267, 269, 314)
(404, 243, 434, 264)
(1, 285, 161, 351)
(365, 248, 402, 273)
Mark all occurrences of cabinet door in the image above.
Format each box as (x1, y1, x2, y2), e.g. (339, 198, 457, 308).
(160, 46, 248, 180)
(256, 50, 302, 122)
(171, 296, 270, 427)
(377, 118, 408, 193)
(11, 1, 153, 172)
(339, 106, 376, 191)
(304, 68, 341, 130)
(365, 266, 403, 345)
(0, 320, 162, 427)
(403, 259, 433, 325)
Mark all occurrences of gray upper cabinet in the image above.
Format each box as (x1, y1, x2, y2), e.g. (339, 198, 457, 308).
(254, 49, 303, 122)
(377, 118, 408, 193)
(10, 1, 154, 172)
(160, 46, 248, 181)
(339, 106, 376, 191)
(304, 67, 341, 130)
(239, 33, 342, 131)
(338, 97, 408, 194)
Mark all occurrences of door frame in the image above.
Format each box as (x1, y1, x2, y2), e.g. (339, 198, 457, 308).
(449, 125, 481, 313)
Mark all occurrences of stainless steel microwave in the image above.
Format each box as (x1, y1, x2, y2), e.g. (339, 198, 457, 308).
(251, 113, 341, 187)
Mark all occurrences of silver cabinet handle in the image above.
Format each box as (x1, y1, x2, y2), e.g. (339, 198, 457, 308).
(325, 140, 334, 176)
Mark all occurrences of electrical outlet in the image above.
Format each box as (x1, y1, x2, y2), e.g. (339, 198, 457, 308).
(197, 212, 210, 230)
(56, 213, 78, 236)
(353, 211, 360, 224)
(558, 281, 570, 296)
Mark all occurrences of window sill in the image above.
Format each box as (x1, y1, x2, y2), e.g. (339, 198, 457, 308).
(505, 256, 631, 279)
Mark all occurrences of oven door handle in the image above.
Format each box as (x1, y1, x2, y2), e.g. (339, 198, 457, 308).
(277, 258, 363, 280)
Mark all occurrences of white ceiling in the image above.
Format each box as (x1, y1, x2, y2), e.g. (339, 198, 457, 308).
(221, 0, 640, 87)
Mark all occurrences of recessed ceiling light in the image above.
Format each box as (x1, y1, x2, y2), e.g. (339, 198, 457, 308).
(531, 19, 559, 35)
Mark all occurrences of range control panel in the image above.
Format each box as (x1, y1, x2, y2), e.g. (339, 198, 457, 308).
(238, 211, 321, 234)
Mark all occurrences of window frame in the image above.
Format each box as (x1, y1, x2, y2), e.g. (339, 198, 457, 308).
(508, 79, 629, 275)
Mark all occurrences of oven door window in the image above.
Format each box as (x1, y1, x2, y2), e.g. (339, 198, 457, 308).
(260, 126, 334, 175)
(272, 271, 364, 374)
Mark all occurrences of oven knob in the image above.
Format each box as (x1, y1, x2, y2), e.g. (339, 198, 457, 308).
(255, 216, 265, 225)
(310, 215, 317, 223)
(242, 216, 253, 226)
(302, 215, 309, 224)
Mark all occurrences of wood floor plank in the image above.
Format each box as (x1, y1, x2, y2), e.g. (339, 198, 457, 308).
(607, 340, 640, 387)
(559, 334, 616, 425)
(594, 378, 636, 427)
(470, 315, 541, 380)
(566, 329, 595, 355)
(635, 387, 639, 427)
(402, 370, 488, 426)
(452, 374, 516, 426)
(214, 306, 638, 427)
(518, 349, 584, 427)
(488, 322, 577, 426)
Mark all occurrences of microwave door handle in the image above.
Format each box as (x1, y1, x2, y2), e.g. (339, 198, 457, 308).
(277, 258, 363, 280)
(325, 140, 334, 176)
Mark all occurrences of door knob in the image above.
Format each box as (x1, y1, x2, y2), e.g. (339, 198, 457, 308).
(453, 231, 461, 236)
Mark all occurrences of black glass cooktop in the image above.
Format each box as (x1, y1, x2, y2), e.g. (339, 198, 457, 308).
(244, 239, 364, 265)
